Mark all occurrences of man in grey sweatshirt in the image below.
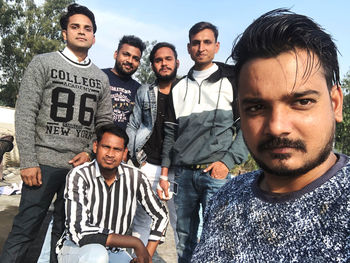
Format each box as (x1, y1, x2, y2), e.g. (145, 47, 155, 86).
(0, 4, 113, 263)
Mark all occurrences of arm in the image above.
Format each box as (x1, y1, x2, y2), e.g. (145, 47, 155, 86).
(106, 234, 151, 262)
(65, 167, 111, 247)
(137, 172, 169, 246)
(15, 55, 45, 170)
(15, 56, 47, 186)
(126, 85, 146, 163)
(205, 124, 248, 179)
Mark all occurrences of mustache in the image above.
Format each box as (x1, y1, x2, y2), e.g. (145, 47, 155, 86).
(257, 136, 307, 153)
(123, 62, 133, 68)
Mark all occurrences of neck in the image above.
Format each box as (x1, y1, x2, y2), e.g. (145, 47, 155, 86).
(99, 165, 117, 186)
(67, 46, 88, 62)
(260, 152, 337, 193)
(157, 79, 174, 95)
(194, 62, 214, 71)
(111, 68, 121, 77)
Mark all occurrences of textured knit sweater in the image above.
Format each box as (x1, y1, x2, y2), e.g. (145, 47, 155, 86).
(192, 154, 350, 262)
(15, 51, 113, 169)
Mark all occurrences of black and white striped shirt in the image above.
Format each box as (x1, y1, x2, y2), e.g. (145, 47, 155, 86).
(59, 160, 169, 248)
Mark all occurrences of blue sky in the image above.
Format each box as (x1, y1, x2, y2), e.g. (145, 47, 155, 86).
(78, 0, 350, 79)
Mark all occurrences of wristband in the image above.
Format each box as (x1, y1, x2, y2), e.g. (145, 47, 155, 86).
(160, 175, 168, 181)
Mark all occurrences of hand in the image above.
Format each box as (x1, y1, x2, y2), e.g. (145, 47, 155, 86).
(68, 152, 90, 167)
(20, 166, 42, 186)
(132, 241, 152, 263)
(157, 179, 170, 200)
(204, 161, 229, 179)
(157, 167, 169, 200)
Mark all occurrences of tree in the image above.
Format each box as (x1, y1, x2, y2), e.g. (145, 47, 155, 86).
(335, 71, 350, 155)
(0, 0, 74, 107)
(135, 40, 157, 85)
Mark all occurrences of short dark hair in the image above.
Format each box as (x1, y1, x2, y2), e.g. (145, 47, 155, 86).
(189, 21, 218, 42)
(96, 124, 129, 148)
(230, 8, 340, 90)
(149, 42, 178, 64)
(117, 35, 146, 55)
(60, 4, 97, 33)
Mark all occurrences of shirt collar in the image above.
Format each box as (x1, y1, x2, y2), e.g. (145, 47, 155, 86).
(94, 160, 124, 180)
(62, 47, 90, 65)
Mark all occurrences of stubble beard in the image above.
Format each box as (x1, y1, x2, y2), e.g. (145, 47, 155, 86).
(155, 67, 177, 82)
(247, 126, 335, 178)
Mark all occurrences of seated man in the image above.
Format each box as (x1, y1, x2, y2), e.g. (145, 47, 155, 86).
(57, 124, 168, 263)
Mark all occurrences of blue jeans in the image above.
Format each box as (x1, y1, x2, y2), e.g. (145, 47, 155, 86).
(57, 240, 132, 263)
(0, 165, 68, 263)
(174, 166, 229, 263)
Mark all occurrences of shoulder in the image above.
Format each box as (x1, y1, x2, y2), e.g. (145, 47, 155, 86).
(207, 171, 260, 210)
(67, 161, 95, 180)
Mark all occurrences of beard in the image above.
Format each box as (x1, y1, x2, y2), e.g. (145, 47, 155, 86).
(114, 60, 137, 77)
(248, 127, 334, 177)
(155, 67, 177, 82)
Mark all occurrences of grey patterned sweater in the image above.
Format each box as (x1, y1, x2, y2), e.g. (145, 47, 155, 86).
(192, 154, 350, 262)
(15, 51, 113, 169)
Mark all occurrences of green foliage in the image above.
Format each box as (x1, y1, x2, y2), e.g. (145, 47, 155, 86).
(135, 40, 157, 85)
(0, 0, 74, 107)
(335, 71, 350, 155)
(231, 154, 259, 175)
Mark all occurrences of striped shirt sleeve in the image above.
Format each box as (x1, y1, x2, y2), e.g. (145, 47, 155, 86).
(136, 171, 169, 242)
(65, 164, 110, 246)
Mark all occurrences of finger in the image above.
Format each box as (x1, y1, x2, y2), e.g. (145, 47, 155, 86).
(37, 168, 42, 185)
(21, 174, 30, 186)
(69, 155, 79, 164)
(203, 163, 214, 173)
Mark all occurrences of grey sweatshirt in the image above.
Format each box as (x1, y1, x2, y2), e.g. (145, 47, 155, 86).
(15, 51, 113, 169)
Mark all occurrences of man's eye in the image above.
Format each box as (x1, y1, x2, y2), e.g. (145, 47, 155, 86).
(298, 99, 313, 105)
(294, 98, 316, 108)
(246, 104, 263, 113)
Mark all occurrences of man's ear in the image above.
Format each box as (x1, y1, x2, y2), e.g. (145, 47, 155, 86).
(176, 59, 180, 69)
(123, 147, 128, 161)
(331, 84, 343, 123)
(113, 50, 118, 60)
(93, 140, 98, 154)
(187, 43, 191, 54)
(62, 30, 67, 41)
(215, 41, 220, 54)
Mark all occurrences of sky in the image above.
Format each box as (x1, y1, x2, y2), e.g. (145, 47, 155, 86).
(77, 0, 350, 79)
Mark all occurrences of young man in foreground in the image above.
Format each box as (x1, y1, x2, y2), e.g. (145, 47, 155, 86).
(192, 9, 348, 262)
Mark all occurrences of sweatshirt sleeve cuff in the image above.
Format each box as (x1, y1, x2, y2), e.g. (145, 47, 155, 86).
(221, 154, 235, 170)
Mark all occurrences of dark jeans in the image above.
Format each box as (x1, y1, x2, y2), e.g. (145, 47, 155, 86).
(174, 166, 230, 263)
(0, 165, 69, 263)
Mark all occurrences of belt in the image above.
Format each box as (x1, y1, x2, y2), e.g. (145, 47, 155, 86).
(186, 164, 209, 170)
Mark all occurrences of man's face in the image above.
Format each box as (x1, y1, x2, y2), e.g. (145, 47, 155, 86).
(152, 47, 179, 81)
(114, 44, 141, 77)
(62, 14, 95, 52)
(238, 50, 343, 177)
(187, 29, 219, 70)
(93, 132, 128, 172)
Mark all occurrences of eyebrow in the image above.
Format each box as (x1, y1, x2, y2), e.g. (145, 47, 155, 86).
(241, 90, 321, 104)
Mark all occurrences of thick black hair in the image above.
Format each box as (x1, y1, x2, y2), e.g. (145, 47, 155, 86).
(149, 42, 178, 64)
(231, 8, 340, 90)
(189, 21, 218, 42)
(117, 35, 146, 56)
(96, 124, 129, 148)
(60, 4, 97, 33)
